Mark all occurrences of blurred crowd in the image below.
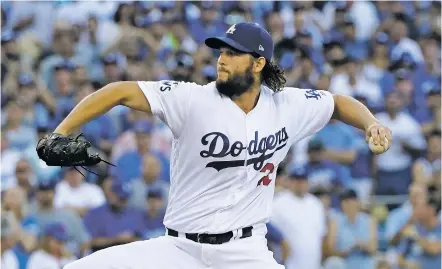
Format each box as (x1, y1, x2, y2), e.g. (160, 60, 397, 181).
(1, 1, 440, 269)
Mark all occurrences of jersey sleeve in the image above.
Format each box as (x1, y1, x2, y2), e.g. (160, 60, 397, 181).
(280, 88, 335, 142)
(137, 80, 197, 137)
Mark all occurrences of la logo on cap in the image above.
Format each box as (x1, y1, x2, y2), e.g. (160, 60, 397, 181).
(226, 24, 236, 34)
(259, 45, 264, 51)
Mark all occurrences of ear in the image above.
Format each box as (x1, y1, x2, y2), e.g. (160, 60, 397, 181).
(253, 57, 266, 73)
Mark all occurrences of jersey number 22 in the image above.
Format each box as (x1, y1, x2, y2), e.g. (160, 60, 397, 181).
(257, 163, 274, 186)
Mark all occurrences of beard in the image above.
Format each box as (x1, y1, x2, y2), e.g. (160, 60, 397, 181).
(216, 64, 255, 98)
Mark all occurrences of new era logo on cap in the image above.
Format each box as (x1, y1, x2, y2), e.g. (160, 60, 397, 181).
(205, 22, 274, 62)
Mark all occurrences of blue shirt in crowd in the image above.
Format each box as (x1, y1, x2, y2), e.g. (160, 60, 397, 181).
(335, 212, 375, 269)
(266, 222, 284, 265)
(113, 150, 170, 183)
(140, 210, 166, 240)
(5, 125, 38, 151)
(315, 121, 358, 151)
(12, 216, 40, 269)
(397, 221, 441, 269)
(80, 115, 118, 148)
(385, 202, 412, 244)
(83, 203, 144, 242)
(350, 133, 373, 179)
(307, 160, 353, 190)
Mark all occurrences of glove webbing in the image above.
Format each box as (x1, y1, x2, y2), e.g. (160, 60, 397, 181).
(70, 133, 116, 178)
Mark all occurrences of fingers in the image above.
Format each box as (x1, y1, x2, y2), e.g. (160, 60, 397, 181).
(378, 127, 386, 146)
(370, 126, 380, 145)
(386, 128, 392, 142)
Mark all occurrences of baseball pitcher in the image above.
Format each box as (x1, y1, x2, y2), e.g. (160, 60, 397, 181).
(37, 22, 392, 269)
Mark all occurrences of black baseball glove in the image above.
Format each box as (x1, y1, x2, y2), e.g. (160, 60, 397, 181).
(36, 133, 114, 171)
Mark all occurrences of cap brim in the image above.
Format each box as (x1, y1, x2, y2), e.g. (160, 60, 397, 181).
(205, 37, 253, 54)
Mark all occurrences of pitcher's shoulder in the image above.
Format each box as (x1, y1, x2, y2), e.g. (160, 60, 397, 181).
(272, 87, 331, 104)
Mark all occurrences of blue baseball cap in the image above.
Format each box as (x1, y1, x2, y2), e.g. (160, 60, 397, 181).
(146, 187, 164, 199)
(201, 65, 216, 79)
(44, 222, 69, 242)
(102, 53, 119, 65)
(1, 30, 17, 44)
(395, 69, 411, 80)
(111, 180, 133, 199)
(37, 180, 57, 191)
(54, 60, 76, 72)
(297, 29, 312, 38)
(375, 32, 389, 44)
(133, 119, 153, 134)
(279, 52, 296, 70)
(205, 22, 274, 62)
(339, 189, 358, 201)
(18, 73, 35, 86)
(288, 166, 308, 180)
(308, 138, 324, 151)
(422, 81, 441, 95)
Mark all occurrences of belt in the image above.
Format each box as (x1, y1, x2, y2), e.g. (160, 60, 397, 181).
(166, 226, 253, 245)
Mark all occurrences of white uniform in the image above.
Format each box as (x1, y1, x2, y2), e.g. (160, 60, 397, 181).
(27, 250, 76, 269)
(64, 81, 335, 269)
(271, 190, 327, 269)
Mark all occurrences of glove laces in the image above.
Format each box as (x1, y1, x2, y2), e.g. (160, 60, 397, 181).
(71, 133, 116, 178)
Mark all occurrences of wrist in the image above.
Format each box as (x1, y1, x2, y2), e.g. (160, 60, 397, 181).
(54, 125, 72, 136)
(364, 120, 380, 131)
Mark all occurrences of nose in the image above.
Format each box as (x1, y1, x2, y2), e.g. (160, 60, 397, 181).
(217, 53, 227, 66)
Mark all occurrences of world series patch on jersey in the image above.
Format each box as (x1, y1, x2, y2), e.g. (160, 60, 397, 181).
(138, 80, 335, 234)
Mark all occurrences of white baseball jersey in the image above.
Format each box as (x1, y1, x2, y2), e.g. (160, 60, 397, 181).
(137, 80, 335, 234)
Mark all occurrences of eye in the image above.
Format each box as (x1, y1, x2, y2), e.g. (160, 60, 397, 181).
(219, 49, 237, 57)
(226, 51, 236, 56)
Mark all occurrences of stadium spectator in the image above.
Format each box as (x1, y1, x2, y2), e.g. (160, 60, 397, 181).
(15, 73, 53, 129)
(385, 183, 428, 247)
(313, 111, 374, 206)
(421, 83, 441, 136)
(53, 168, 106, 217)
(390, 16, 424, 64)
(83, 180, 143, 253)
(2, 187, 39, 269)
(340, 15, 369, 61)
(1, 214, 19, 269)
(266, 222, 290, 266)
(26, 222, 77, 269)
(329, 189, 378, 269)
(271, 166, 327, 269)
(329, 54, 383, 107)
(375, 91, 427, 195)
(29, 180, 90, 257)
(1, 136, 22, 191)
(311, 187, 339, 263)
(2, 99, 38, 151)
(303, 138, 352, 206)
(139, 188, 166, 240)
(128, 152, 169, 210)
(363, 32, 390, 85)
(412, 130, 441, 187)
(12, 159, 36, 203)
(112, 119, 169, 182)
(187, 2, 227, 45)
(397, 196, 441, 269)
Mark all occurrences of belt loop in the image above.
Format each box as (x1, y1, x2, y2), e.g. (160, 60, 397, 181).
(231, 229, 238, 241)
(236, 228, 243, 239)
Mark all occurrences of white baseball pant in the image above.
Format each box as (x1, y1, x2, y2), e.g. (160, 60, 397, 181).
(64, 234, 284, 269)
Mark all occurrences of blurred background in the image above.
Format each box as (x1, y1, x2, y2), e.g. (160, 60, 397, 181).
(0, 1, 440, 269)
